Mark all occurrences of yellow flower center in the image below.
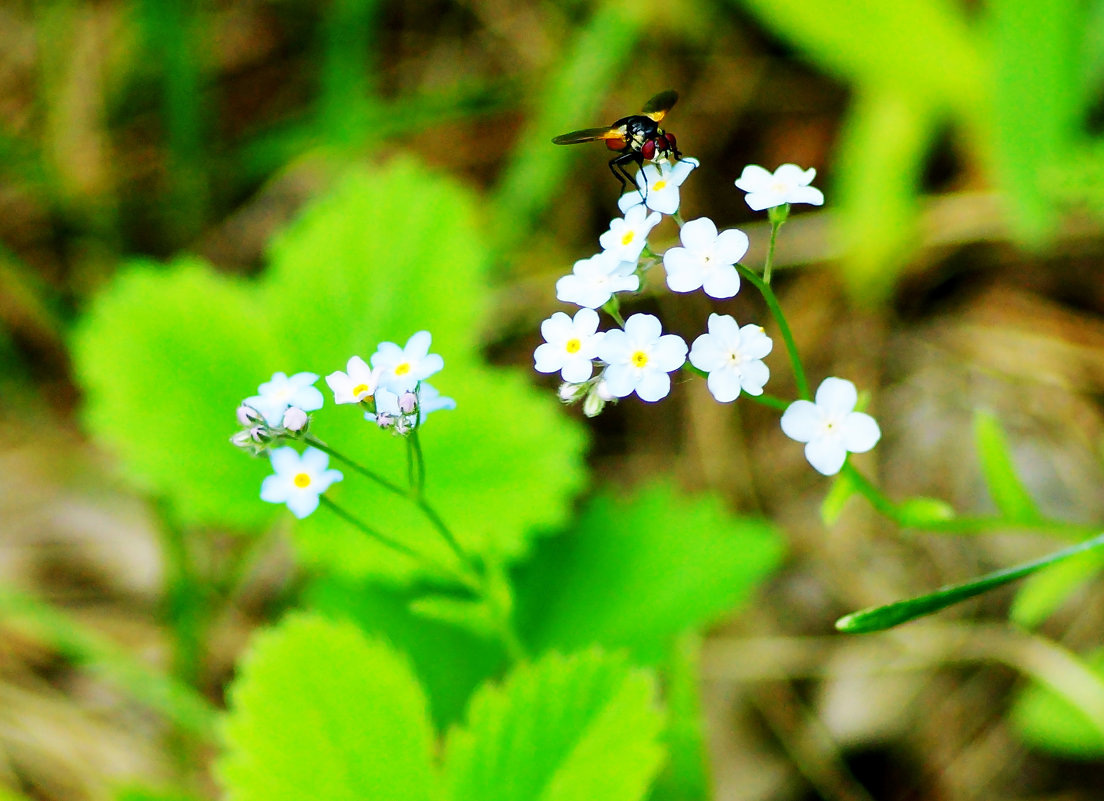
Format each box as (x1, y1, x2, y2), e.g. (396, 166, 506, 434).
(621, 231, 635, 246)
(293, 472, 312, 488)
(631, 350, 649, 368)
(352, 383, 370, 398)
(394, 362, 411, 376)
(653, 180, 668, 191)
(565, 338, 582, 354)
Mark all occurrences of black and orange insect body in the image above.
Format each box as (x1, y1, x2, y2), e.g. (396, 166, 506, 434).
(552, 90, 683, 199)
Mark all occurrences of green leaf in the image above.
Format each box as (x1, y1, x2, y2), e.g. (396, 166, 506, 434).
(837, 532, 1104, 633)
(973, 410, 1040, 523)
(72, 159, 587, 578)
(1010, 647, 1104, 757)
(1010, 547, 1104, 628)
(218, 613, 435, 801)
(115, 788, 205, 801)
(514, 482, 785, 663)
(733, 0, 983, 114)
(306, 577, 507, 730)
(985, 0, 1085, 245)
(820, 470, 857, 526)
(895, 496, 956, 527)
(71, 259, 281, 530)
(442, 649, 665, 801)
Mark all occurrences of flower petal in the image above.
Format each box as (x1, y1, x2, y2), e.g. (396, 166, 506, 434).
(805, 438, 847, 476)
(701, 265, 740, 299)
(780, 400, 822, 443)
(635, 370, 672, 402)
(815, 377, 858, 416)
(842, 412, 881, 453)
(706, 368, 743, 403)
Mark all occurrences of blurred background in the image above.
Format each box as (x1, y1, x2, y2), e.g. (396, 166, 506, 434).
(4, 0, 1104, 799)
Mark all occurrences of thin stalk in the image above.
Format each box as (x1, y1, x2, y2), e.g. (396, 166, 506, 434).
(762, 216, 783, 285)
(319, 497, 478, 593)
(411, 427, 427, 495)
(738, 264, 810, 400)
(840, 464, 901, 521)
(306, 436, 405, 496)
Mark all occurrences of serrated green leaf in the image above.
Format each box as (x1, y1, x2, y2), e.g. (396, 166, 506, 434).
(514, 481, 784, 663)
(72, 159, 587, 578)
(306, 577, 506, 730)
(1010, 647, 1104, 758)
(218, 614, 434, 801)
(837, 532, 1104, 633)
(973, 410, 1040, 523)
(1011, 548, 1104, 628)
(443, 650, 665, 801)
(71, 260, 282, 530)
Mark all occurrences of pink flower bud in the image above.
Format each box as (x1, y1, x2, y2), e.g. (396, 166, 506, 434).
(282, 406, 309, 432)
(398, 391, 418, 414)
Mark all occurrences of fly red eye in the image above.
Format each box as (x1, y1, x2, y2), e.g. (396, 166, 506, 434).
(664, 132, 677, 149)
(605, 136, 626, 151)
(641, 139, 657, 160)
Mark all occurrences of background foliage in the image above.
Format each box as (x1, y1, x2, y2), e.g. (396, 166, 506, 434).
(3, 0, 1104, 799)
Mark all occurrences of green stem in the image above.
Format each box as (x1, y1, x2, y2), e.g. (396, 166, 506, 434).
(411, 427, 427, 495)
(840, 464, 901, 521)
(306, 436, 406, 497)
(737, 264, 811, 400)
(603, 295, 625, 327)
(763, 215, 783, 285)
(319, 497, 479, 593)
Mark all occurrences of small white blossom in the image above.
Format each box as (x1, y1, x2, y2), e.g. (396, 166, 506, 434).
(244, 372, 324, 426)
(556, 251, 639, 309)
(780, 377, 881, 476)
(689, 314, 772, 402)
(663, 217, 748, 299)
(281, 406, 309, 432)
(735, 164, 824, 211)
(371, 331, 444, 393)
(260, 446, 343, 518)
(619, 157, 700, 216)
(599, 205, 662, 262)
(534, 308, 605, 383)
(326, 356, 382, 405)
(595, 313, 687, 402)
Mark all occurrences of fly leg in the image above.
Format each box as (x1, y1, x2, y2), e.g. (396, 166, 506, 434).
(608, 150, 646, 205)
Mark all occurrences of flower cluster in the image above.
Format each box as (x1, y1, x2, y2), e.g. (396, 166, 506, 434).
(535, 158, 879, 476)
(231, 331, 455, 517)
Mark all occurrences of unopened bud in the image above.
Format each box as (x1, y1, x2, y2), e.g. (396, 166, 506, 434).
(237, 404, 265, 427)
(558, 382, 586, 403)
(248, 425, 273, 443)
(583, 391, 607, 418)
(282, 406, 309, 433)
(398, 391, 418, 415)
(376, 413, 394, 430)
(394, 416, 411, 435)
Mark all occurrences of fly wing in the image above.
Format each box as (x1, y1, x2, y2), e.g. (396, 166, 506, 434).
(641, 90, 678, 122)
(552, 127, 624, 145)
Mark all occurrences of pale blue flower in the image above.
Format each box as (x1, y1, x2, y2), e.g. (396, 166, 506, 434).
(260, 446, 343, 518)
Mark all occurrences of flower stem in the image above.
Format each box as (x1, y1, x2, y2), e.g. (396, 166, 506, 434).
(319, 496, 478, 592)
(840, 463, 901, 522)
(603, 295, 626, 327)
(305, 436, 406, 496)
(762, 206, 787, 285)
(737, 264, 811, 400)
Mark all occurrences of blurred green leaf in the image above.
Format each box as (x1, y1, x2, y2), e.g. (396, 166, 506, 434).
(837, 532, 1104, 633)
(219, 614, 435, 801)
(307, 576, 507, 730)
(115, 788, 205, 801)
(973, 410, 1040, 523)
(820, 469, 857, 526)
(1010, 647, 1104, 757)
(1011, 547, 1104, 628)
(833, 88, 934, 304)
(895, 496, 956, 527)
(985, 0, 1084, 245)
(733, 0, 983, 114)
(514, 481, 785, 663)
(647, 634, 708, 801)
(72, 259, 282, 530)
(442, 649, 665, 801)
(73, 159, 588, 580)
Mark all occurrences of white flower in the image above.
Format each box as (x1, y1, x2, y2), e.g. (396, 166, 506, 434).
(734, 164, 824, 211)
(325, 356, 382, 405)
(780, 377, 881, 476)
(663, 217, 748, 298)
(260, 446, 343, 519)
(595, 313, 688, 402)
(598, 205, 662, 262)
(618, 157, 700, 216)
(244, 372, 324, 426)
(371, 331, 444, 393)
(365, 382, 456, 426)
(689, 314, 772, 402)
(534, 308, 605, 383)
(556, 251, 639, 309)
